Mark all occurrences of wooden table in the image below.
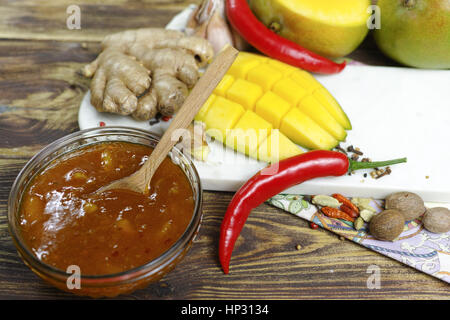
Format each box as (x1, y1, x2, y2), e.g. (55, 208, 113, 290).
(0, 0, 448, 300)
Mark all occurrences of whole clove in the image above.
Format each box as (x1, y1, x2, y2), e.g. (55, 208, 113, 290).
(335, 144, 348, 155)
(375, 166, 392, 179)
(347, 145, 363, 155)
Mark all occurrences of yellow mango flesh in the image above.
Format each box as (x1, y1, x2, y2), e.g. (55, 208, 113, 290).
(238, 51, 269, 62)
(226, 79, 263, 110)
(255, 91, 291, 129)
(298, 95, 347, 141)
(203, 96, 244, 142)
(195, 94, 216, 122)
(246, 64, 283, 91)
(313, 88, 352, 130)
(213, 74, 234, 96)
(272, 77, 309, 107)
(289, 70, 322, 93)
(253, 129, 303, 163)
(280, 107, 338, 150)
(226, 110, 272, 156)
(195, 51, 351, 160)
(249, 0, 370, 58)
(227, 54, 262, 79)
(277, 0, 370, 26)
(266, 59, 297, 77)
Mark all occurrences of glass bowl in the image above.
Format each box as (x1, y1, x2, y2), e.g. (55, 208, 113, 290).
(8, 126, 203, 298)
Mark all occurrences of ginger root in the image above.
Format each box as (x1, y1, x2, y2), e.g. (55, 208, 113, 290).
(82, 28, 214, 119)
(83, 48, 151, 116)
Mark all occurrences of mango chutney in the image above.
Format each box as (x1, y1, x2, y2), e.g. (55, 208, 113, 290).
(19, 141, 195, 276)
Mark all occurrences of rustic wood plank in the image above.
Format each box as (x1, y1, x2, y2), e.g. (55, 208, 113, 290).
(1, 188, 448, 299)
(0, 40, 99, 157)
(0, 0, 201, 42)
(0, 2, 448, 299)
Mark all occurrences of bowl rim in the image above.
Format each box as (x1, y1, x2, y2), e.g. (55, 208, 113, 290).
(8, 125, 203, 284)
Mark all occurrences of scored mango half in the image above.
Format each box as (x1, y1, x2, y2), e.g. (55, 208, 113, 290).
(195, 52, 351, 163)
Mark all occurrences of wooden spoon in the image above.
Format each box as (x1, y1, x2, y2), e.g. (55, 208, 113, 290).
(96, 45, 239, 194)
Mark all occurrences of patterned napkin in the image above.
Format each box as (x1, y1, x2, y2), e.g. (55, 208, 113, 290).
(267, 195, 450, 284)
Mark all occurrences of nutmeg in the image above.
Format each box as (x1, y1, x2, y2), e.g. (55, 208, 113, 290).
(369, 209, 405, 241)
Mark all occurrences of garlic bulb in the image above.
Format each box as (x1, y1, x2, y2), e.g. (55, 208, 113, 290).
(186, 0, 249, 53)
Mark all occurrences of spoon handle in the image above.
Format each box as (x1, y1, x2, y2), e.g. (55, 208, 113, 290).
(141, 46, 239, 190)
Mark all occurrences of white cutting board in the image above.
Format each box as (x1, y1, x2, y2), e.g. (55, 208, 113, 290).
(78, 64, 450, 203)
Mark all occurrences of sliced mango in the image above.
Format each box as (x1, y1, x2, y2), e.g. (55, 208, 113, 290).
(226, 110, 272, 155)
(238, 51, 269, 63)
(253, 129, 303, 163)
(203, 96, 245, 142)
(272, 77, 309, 107)
(280, 107, 338, 150)
(226, 78, 263, 110)
(265, 59, 297, 77)
(83, 201, 98, 214)
(313, 88, 352, 130)
(22, 195, 45, 224)
(290, 70, 323, 93)
(195, 94, 217, 122)
(199, 52, 352, 159)
(213, 74, 235, 96)
(227, 54, 262, 79)
(116, 219, 134, 233)
(298, 95, 347, 141)
(255, 91, 291, 128)
(246, 64, 283, 91)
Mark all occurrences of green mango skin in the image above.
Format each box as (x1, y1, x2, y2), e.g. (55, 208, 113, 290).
(374, 0, 450, 69)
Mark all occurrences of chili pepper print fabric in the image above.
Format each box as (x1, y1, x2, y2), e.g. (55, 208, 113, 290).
(267, 194, 450, 284)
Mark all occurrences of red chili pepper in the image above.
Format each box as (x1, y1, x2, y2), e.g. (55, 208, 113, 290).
(321, 206, 355, 222)
(219, 150, 406, 274)
(339, 204, 359, 219)
(225, 0, 346, 74)
(332, 193, 360, 214)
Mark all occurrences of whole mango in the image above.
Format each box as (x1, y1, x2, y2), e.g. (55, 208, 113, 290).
(248, 0, 371, 58)
(374, 0, 450, 69)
